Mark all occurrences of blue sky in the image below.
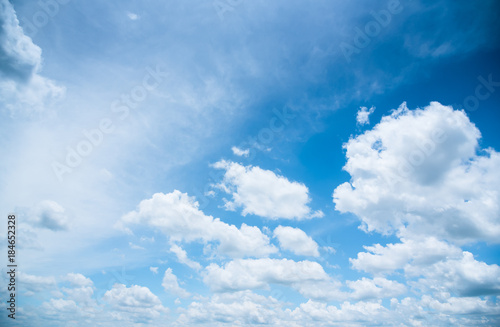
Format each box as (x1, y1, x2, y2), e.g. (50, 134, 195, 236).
(1, 0, 500, 325)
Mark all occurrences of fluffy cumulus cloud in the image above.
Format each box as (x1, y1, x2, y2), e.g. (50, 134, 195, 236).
(412, 251, 500, 297)
(273, 226, 320, 257)
(202, 258, 341, 300)
(231, 146, 250, 157)
(420, 295, 500, 316)
(177, 291, 283, 326)
(334, 102, 500, 244)
(346, 277, 406, 301)
(11, 272, 174, 326)
(119, 190, 277, 258)
(103, 284, 168, 322)
(348, 204, 500, 297)
(63, 273, 94, 288)
(162, 268, 190, 298)
(290, 299, 391, 325)
(288, 296, 500, 326)
(350, 237, 462, 275)
(0, 0, 65, 116)
(213, 160, 323, 220)
(36, 273, 98, 325)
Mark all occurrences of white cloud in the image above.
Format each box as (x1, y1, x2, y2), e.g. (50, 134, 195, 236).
(170, 244, 202, 271)
(29, 200, 69, 231)
(0, 0, 41, 80)
(41, 298, 80, 316)
(103, 284, 168, 321)
(150, 267, 159, 274)
(231, 146, 250, 157)
(128, 242, 145, 250)
(213, 160, 323, 220)
(351, 238, 500, 297)
(119, 190, 277, 258)
(412, 251, 500, 297)
(177, 291, 283, 326)
(356, 106, 375, 125)
(346, 277, 406, 300)
(334, 102, 500, 244)
(203, 258, 336, 300)
(421, 295, 500, 315)
(350, 237, 461, 274)
(19, 272, 57, 293)
(162, 268, 190, 298)
(63, 273, 93, 288)
(290, 299, 391, 324)
(0, 0, 65, 116)
(37, 273, 97, 324)
(273, 226, 319, 257)
(61, 285, 95, 307)
(127, 12, 139, 20)
(292, 279, 344, 302)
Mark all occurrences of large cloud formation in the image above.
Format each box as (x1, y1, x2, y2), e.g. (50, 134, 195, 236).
(119, 190, 277, 258)
(334, 102, 500, 244)
(0, 0, 64, 116)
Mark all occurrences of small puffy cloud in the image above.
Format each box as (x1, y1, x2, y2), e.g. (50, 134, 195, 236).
(334, 102, 500, 244)
(162, 268, 190, 298)
(356, 106, 375, 125)
(63, 273, 94, 288)
(150, 267, 159, 274)
(273, 226, 320, 257)
(213, 160, 323, 220)
(127, 12, 139, 20)
(103, 284, 168, 321)
(0, 0, 65, 116)
(29, 200, 69, 231)
(170, 244, 202, 271)
(119, 190, 277, 258)
(231, 146, 250, 157)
